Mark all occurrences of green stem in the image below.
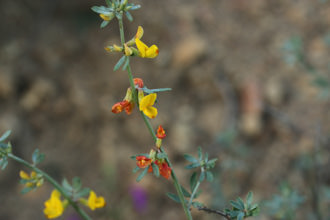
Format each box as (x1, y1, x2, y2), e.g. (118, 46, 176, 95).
(7, 153, 92, 220)
(116, 12, 192, 220)
(188, 167, 204, 209)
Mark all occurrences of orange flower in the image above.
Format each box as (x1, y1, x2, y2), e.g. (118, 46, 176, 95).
(148, 160, 172, 180)
(111, 100, 129, 114)
(134, 78, 144, 88)
(156, 125, 166, 139)
(111, 88, 134, 115)
(136, 156, 152, 169)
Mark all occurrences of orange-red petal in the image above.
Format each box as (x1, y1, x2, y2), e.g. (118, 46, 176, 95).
(136, 156, 152, 169)
(134, 78, 144, 88)
(156, 125, 166, 139)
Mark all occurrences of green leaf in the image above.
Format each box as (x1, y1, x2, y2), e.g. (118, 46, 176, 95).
(122, 56, 130, 71)
(198, 147, 203, 161)
(237, 211, 244, 220)
(184, 154, 198, 163)
(230, 200, 243, 210)
(21, 187, 34, 194)
(105, 0, 112, 7)
(32, 149, 45, 165)
(237, 197, 245, 210)
(190, 172, 198, 192)
(206, 158, 217, 168)
(100, 20, 110, 29)
(125, 11, 133, 22)
(72, 177, 82, 191)
(206, 171, 214, 182)
(75, 188, 90, 199)
(180, 185, 191, 197)
(0, 158, 8, 170)
(91, 6, 113, 14)
(0, 130, 11, 142)
(132, 166, 140, 173)
(141, 87, 172, 94)
(185, 163, 200, 169)
(246, 191, 253, 209)
(128, 4, 141, 10)
(62, 178, 73, 192)
(156, 152, 167, 159)
(167, 192, 181, 203)
(114, 56, 126, 71)
(151, 163, 159, 177)
(136, 167, 148, 182)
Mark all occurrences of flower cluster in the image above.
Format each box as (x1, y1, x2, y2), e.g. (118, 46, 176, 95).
(105, 26, 159, 59)
(134, 125, 171, 180)
(20, 170, 44, 189)
(111, 78, 159, 119)
(43, 189, 106, 219)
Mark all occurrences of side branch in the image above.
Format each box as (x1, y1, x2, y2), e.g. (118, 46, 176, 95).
(197, 206, 231, 220)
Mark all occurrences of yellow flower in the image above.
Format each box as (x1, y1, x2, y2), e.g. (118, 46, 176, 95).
(139, 93, 158, 119)
(43, 190, 64, 219)
(87, 190, 106, 210)
(135, 38, 159, 58)
(99, 13, 111, 21)
(135, 26, 144, 39)
(19, 170, 43, 188)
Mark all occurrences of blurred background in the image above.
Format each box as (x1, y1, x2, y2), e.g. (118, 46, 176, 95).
(0, 0, 329, 219)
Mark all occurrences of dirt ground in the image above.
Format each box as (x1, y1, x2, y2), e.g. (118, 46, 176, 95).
(0, 0, 329, 219)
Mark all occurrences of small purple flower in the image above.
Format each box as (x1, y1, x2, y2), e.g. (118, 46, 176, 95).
(130, 185, 148, 213)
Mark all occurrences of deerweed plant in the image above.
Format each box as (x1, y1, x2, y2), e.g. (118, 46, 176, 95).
(0, 1, 259, 219)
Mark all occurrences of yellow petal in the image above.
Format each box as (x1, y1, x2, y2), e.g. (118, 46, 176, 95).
(135, 26, 144, 39)
(20, 170, 30, 179)
(135, 38, 147, 58)
(139, 93, 157, 111)
(146, 45, 159, 58)
(99, 14, 111, 21)
(51, 189, 61, 199)
(124, 44, 133, 56)
(144, 106, 158, 119)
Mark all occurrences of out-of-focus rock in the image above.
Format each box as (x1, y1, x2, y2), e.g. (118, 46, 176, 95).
(19, 78, 56, 111)
(172, 35, 207, 69)
(239, 79, 263, 137)
(0, 68, 14, 99)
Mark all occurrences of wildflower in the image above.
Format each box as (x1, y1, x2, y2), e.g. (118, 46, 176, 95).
(136, 156, 152, 168)
(111, 88, 134, 115)
(134, 78, 144, 88)
(148, 160, 172, 180)
(19, 170, 43, 188)
(156, 125, 166, 139)
(135, 26, 144, 40)
(99, 13, 112, 21)
(44, 189, 65, 219)
(87, 191, 106, 211)
(139, 93, 158, 119)
(135, 38, 159, 58)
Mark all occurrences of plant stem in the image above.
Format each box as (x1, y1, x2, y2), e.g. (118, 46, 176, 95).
(116, 14, 193, 220)
(188, 167, 204, 209)
(8, 153, 92, 220)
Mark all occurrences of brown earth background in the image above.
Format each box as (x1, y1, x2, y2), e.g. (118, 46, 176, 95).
(0, 0, 329, 220)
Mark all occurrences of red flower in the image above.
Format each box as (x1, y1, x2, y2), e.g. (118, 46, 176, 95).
(156, 125, 166, 139)
(148, 160, 171, 179)
(134, 78, 144, 88)
(111, 100, 129, 114)
(136, 156, 152, 169)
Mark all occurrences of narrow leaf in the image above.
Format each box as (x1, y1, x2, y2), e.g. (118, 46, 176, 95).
(0, 158, 8, 170)
(0, 130, 11, 142)
(151, 163, 159, 177)
(198, 147, 202, 161)
(185, 163, 200, 169)
(62, 178, 73, 192)
(190, 172, 198, 192)
(75, 188, 90, 199)
(72, 177, 82, 191)
(100, 20, 110, 29)
(136, 167, 148, 182)
(237, 197, 245, 210)
(122, 57, 130, 71)
(132, 166, 140, 173)
(21, 187, 34, 194)
(125, 11, 133, 22)
(184, 154, 198, 163)
(246, 191, 253, 208)
(156, 152, 167, 159)
(180, 185, 191, 197)
(230, 201, 242, 210)
(237, 211, 244, 220)
(113, 56, 126, 71)
(206, 171, 214, 182)
(167, 192, 181, 203)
